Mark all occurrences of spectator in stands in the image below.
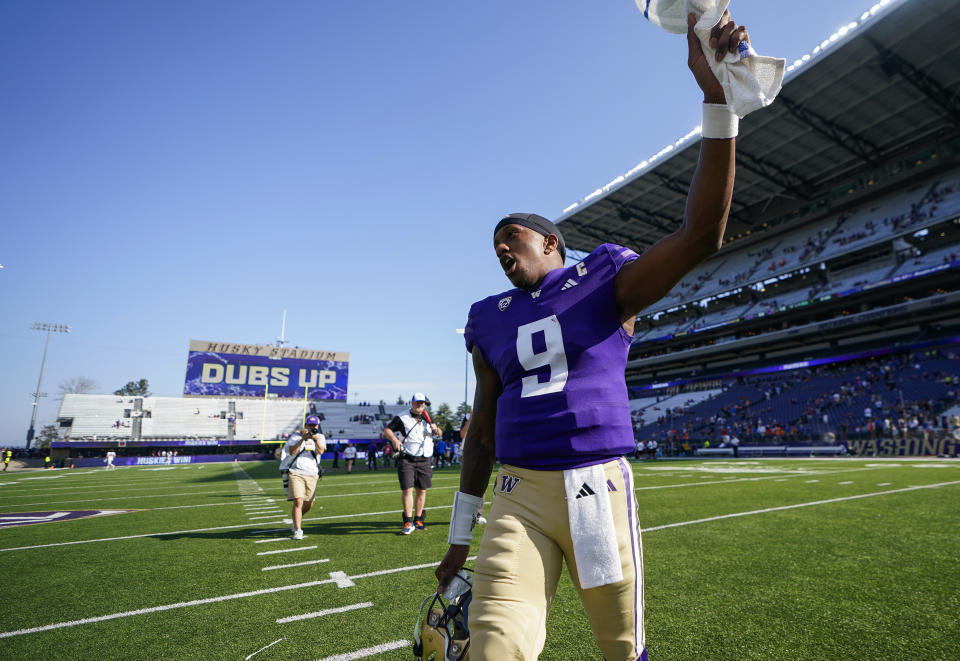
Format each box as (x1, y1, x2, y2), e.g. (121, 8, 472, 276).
(385, 393, 439, 534)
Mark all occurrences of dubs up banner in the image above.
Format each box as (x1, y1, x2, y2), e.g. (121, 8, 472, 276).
(183, 340, 349, 400)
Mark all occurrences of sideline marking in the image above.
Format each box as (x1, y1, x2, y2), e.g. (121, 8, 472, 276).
(248, 514, 286, 520)
(314, 640, 409, 661)
(276, 601, 371, 623)
(263, 558, 330, 572)
(244, 637, 284, 660)
(253, 538, 289, 544)
(256, 545, 317, 556)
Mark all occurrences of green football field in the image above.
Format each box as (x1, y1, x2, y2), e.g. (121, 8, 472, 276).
(0, 457, 957, 660)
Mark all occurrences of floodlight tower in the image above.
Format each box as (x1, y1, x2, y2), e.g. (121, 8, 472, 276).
(27, 322, 71, 447)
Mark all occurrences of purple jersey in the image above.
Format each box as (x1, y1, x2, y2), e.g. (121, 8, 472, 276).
(464, 243, 639, 470)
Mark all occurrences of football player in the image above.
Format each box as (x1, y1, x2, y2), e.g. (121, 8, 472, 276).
(437, 12, 751, 660)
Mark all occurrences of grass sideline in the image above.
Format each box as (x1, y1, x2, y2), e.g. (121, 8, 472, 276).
(0, 458, 957, 660)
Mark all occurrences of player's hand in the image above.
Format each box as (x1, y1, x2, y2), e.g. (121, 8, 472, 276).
(436, 544, 470, 593)
(687, 11, 749, 104)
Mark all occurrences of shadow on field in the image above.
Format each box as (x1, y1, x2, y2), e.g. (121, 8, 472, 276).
(155, 529, 272, 541)
(303, 520, 415, 536)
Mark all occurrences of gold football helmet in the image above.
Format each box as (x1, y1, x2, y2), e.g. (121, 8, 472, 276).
(413, 570, 472, 661)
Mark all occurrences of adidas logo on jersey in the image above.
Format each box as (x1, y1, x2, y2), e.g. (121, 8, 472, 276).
(530, 289, 541, 299)
(560, 278, 579, 291)
(574, 482, 596, 499)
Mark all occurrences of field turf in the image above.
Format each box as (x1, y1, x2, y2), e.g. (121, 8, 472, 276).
(0, 457, 957, 660)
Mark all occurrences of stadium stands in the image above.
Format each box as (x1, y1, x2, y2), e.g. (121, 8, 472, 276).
(639, 167, 960, 323)
(632, 347, 959, 450)
(58, 394, 407, 442)
(631, 173, 960, 347)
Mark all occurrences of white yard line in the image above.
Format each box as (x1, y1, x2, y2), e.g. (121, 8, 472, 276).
(644, 480, 960, 532)
(312, 486, 458, 500)
(0, 483, 226, 497)
(256, 545, 317, 556)
(0, 491, 235, 509)
(247, 514, 286, 520)
(634, 466, 884, 492)
(314, 640, 409, 661)
(244, 637, 284, 660)
(253, 538, 290, 544)
(275, 601, 370, 623)
(151, 502, 239, 511)
(0, 521, 300, 553)
(263, 558, 331, 572)
(6, 480, 958, 640)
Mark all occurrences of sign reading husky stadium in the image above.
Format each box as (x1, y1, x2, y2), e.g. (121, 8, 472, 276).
(183, 340, 349, 400)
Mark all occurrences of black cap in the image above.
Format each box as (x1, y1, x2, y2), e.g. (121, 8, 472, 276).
(494, 213, 566, 262)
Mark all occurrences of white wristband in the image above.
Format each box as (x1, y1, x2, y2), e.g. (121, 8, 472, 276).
(448, 491, 483, 545)
(702, 103, 738, 139)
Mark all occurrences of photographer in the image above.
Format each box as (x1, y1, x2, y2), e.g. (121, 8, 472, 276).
(384, 393, 440, 534)
(281, 415, 326, 540)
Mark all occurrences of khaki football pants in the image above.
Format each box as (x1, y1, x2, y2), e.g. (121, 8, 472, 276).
(469, 458, 645, 660)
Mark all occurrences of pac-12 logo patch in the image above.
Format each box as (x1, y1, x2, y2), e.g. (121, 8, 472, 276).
(498, 474, 521, 494)
(498, 296, 512, 311)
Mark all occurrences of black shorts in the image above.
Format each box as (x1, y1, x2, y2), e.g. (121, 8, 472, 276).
(397, 455, 432, 490)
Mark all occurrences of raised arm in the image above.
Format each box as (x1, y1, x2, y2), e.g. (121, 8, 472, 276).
(436, 347, 502, 592)
(615, 12, 748, 322)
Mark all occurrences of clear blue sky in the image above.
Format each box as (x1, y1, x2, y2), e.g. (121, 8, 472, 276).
(0, 0, 876, 444)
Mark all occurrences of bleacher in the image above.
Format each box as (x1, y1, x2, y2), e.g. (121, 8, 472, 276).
(58, 394, 408, 442)
(633, 389, 722, 426)
(637, 167, 960, 326)
(632, 350, 960, 445)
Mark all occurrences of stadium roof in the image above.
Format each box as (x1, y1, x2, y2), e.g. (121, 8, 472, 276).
(555, 0, 960, 253)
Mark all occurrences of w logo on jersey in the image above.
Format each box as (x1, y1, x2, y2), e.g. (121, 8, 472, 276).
(498, 474, 521, 494)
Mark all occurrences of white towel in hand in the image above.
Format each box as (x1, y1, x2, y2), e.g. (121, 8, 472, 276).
(636, 0, 785, 118)
(564, 464, 622, 589)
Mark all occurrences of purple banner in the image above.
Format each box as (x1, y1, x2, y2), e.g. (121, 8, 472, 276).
(69, 453, 274, 467)
(52, 439, 266, 448)
(183, 344, 348, 400)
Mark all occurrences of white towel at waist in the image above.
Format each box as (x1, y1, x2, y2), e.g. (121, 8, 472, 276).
(636, 0, 785, 118)
(564, 464, 623, 590)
